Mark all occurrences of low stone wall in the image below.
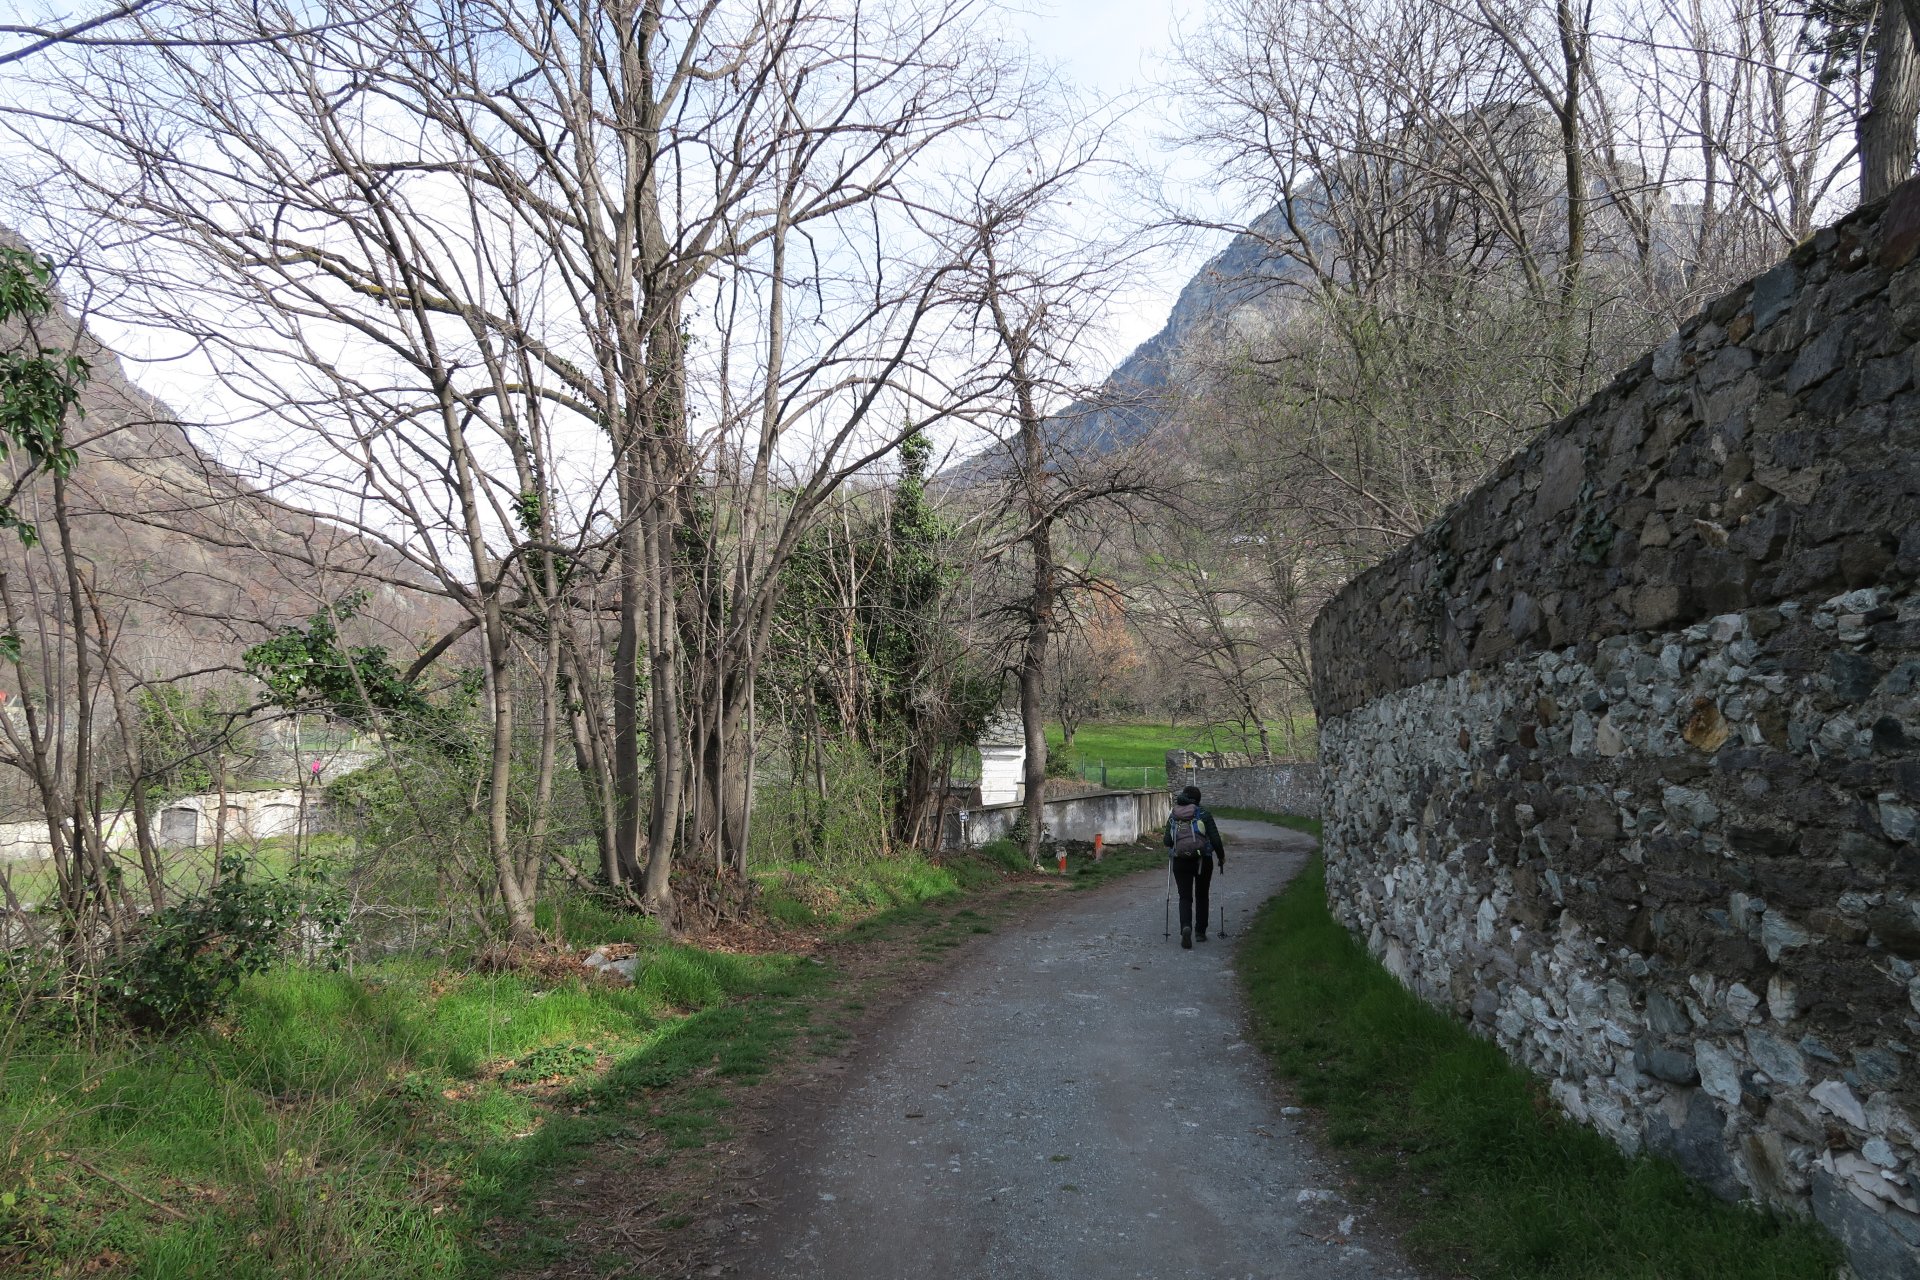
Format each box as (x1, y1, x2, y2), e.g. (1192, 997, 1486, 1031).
(0, 787, 324, 864)
(1310, 181, 1920, 1276)
(946, 788, 1171, 850)
(1165, 751, 1322, 817)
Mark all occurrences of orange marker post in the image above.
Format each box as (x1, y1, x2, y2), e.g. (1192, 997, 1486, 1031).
(1057, 848, 1067, 874)
(1093, 833, 1104, 862)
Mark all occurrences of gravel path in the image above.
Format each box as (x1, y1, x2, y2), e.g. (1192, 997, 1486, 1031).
(723, 819, 1421, 1280)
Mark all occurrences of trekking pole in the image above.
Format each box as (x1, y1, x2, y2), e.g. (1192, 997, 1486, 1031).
(1218, 859, 1229, 938)
(1163, 860, 1172, 941)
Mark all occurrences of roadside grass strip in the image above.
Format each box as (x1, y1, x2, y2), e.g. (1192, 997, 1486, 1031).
(1063, 841, 1165, 889)
(1241, 854, 1841, 1280)
(1045, 721, 1194, 768)
(0, 848, 1021, 1278)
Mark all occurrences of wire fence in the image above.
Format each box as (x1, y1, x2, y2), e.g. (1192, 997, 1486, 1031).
(1076, 763, 1168, 790)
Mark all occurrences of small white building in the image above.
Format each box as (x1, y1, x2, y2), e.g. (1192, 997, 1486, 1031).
(151, 789, 313, 849)
(977, 711, 1027, 806)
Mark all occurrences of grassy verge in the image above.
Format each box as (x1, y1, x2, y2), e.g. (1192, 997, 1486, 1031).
(1240, 856, 1840, 1279)
(752, 840, 1023, 928)
(1062, 840, 1165, 889)
(0, 847, 1030, 1279)
(1046, 721, 1189, 768)
(0, 832, 355, 908)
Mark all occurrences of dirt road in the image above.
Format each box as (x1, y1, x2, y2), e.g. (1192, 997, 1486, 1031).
(721, 819, 1418, 1280)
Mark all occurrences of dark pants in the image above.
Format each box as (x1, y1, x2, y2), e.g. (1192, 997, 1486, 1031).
(1172, 854, 1213, 934)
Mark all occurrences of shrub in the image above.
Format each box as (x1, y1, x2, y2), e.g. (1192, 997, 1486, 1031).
(107, 856, 346, 1031)
(977, 838, 1027, 872)
(750, 738, 891, 868)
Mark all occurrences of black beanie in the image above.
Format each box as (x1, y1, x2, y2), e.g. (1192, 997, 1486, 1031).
(1178, 785, 1201, 803)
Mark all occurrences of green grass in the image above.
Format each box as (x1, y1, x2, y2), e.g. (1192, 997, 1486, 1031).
(1, 937, 809, 1277)
(0, 844, 1026, 1278)
(751, 845, 1012, 928)
(0, 833, 354, 910)
(1048, 718, 1318, 767)
(1046, 721, 1192, 768)
(940, 833, 1162, 892)
(1240, 856, 1840, 1279)
(1063, 841, 1165, 888)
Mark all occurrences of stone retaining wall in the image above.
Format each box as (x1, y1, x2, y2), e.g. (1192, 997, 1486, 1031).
(1310, 181, 1920, 1276)
(1165, 751, 1322, 818)
(944, 788, 1171, 850)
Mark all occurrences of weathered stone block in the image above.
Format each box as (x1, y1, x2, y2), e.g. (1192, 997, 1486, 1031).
(1640, 1045, 1700, 1085)
(1812, 1168, 1920, 1280)
(1644, 1091, 1744, 1201)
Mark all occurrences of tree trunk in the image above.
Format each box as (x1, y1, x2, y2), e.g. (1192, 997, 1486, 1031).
(1019, 626, 1048, 865)
(482, 610, 533, 940)
(561, 636, 620, 887)
(86, 588, 165, 909)
(1862, 0, 1920, 202)
(52, 474, 128, 944)
(612, 447, 650, 889)
(526, 623, 562, 896)
(1556, 0, 1588, 301)
(714, 665, 754, 876)
(1018, 476, 1053, 867)
(641, 466, 684, 922)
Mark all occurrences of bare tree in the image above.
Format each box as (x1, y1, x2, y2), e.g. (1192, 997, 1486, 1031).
(1860, 0, 1920, 199)
(0, 1, 161, 66)
(13, 0, 1031, 929)
(0, 248, 163, 966)
(942, 124, 1154, 865)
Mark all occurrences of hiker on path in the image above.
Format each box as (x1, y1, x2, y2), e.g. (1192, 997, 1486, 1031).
(1166, 784, 1225, 949)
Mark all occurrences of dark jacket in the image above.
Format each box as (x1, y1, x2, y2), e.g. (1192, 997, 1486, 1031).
(1165, 802, 1224, 858)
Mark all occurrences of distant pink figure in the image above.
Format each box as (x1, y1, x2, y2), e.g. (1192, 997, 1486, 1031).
(309, 758, 324, 780)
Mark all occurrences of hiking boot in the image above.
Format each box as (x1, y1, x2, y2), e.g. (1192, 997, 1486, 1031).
(1195, 928, 1208, 942)
(1181, 927, 1193, 949)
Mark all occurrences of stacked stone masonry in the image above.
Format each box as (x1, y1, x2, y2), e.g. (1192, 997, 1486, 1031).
(1165, 751, 1322, 818)
(1310, 180, 1920, 1277)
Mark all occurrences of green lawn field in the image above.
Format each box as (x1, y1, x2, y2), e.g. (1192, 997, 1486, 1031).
(1044, 718, 1318, 788)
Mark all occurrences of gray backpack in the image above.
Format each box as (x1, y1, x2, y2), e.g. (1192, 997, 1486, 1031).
(1170, 804, 1209, 856)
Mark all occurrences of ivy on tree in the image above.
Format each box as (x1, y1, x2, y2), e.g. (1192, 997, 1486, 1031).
(243, 591, 468, 750)
(0, 247, 87, 661)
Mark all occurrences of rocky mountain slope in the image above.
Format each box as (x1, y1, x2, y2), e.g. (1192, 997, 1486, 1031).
(944, 203, 1307, 483)
(1, 236, 456, 681)
(1047, 205, 1300, 458)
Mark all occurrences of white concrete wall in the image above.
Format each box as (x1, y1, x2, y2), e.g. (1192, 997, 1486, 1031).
(0, 787, 321, 862)
(947, 788, 1171, 850)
